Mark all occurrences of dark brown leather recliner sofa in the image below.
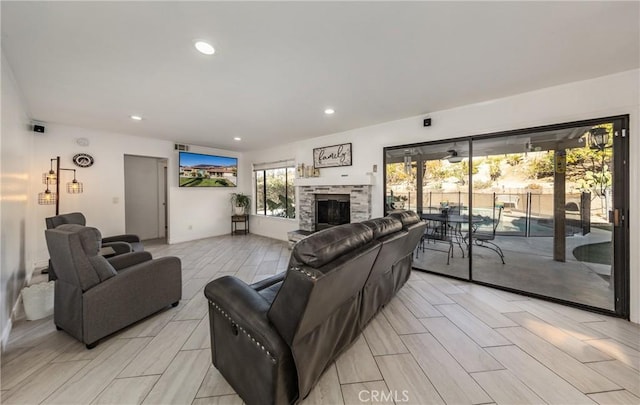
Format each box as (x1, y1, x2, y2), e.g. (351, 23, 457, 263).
(203, 211, 425, 404)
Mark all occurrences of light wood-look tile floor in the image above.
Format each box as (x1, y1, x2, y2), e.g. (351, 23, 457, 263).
(2, 234, 639, 404)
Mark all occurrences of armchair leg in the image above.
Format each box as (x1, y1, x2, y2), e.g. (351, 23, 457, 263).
(86, 341, 98, 350)
(55, 325, 62, 331)
(171, 301, 179, 307)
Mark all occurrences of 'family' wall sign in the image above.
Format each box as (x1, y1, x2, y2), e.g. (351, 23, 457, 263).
(313, 143, 352, 168)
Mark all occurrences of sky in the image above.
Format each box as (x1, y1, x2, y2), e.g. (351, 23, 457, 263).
(179, 152, 237, 167)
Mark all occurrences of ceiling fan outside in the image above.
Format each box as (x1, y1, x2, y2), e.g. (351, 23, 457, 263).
(443, 149, 464, 163)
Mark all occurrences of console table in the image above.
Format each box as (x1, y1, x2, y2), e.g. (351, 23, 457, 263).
(231, 214, 249, 235)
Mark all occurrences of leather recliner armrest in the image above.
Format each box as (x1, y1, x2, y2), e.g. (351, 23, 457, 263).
(204, 276, 296, 405)
(108, 251, 153, 270)
(205, 276, 287, 351)
(103, 234, 141, 244)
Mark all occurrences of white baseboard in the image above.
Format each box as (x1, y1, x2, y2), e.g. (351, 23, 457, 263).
(2, 284, 28, 352)
(1, 318, 13, 352)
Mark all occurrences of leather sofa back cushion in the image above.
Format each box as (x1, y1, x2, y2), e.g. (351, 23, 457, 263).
(389, 210, 420, 226)
(293, 223, 373, 269)
(361, 217, 402, 239)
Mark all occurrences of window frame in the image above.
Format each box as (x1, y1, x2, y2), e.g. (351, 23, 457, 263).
(254, 166, 296, 219)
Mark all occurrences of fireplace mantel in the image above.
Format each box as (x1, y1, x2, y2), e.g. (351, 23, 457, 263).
(294, 174, 375, 187)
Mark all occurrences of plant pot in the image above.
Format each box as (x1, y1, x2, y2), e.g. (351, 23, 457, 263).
(234, 206, 245, 215)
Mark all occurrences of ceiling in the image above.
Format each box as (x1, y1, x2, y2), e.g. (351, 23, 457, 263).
(2, 2, 638, 152)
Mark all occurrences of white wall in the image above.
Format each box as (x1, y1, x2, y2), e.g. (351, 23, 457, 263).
(242, 69, 640, 322)
(1, 52, 34, 348)
(30, 125, 243, 268)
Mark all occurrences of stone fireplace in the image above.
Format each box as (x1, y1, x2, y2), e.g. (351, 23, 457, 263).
(297, 184, 372, 232)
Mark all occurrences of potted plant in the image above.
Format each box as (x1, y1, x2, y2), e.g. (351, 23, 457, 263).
(231, 192, 251, 215)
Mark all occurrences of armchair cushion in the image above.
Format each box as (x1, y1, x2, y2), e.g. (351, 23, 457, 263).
(47, 224, 103, 291)
(102, 241, 133, 256)
(88, 256, 117, 282)
(108, 251, 153, 270)
(45, 212, 86, 229)
(102, 234, 141, 244)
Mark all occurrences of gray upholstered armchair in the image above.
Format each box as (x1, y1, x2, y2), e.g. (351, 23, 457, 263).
(46, 212, 144, 252)
(45, 224, 181, 348)
(45, 212, 144, 280)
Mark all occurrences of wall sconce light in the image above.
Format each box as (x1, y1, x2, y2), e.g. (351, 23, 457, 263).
(38, 156, 84, 214)
(589, 127, 610, 150)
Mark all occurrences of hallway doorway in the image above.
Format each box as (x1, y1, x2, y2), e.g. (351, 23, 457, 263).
(124, 155, 168, 241)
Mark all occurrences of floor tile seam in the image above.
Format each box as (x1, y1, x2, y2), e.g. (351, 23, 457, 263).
(578, 322, 640, 348)
(338, 379, 386, 387)
(583, 336, 640, 352)
(358, 332, 386, 387)
(141, 350, 210, 405)
(489, 344, 618, 399)
(586, 388, 635, 395)
(495, 330, 624, 390)
(418, 318, 507, 374)
(402, 335, 490, 405)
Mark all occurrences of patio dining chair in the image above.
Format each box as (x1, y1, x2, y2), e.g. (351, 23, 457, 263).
(418, 216, 455, 264)
(465, 206, 505, 264)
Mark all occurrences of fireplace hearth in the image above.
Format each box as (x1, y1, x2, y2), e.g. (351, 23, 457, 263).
(315, 194, 350, 231)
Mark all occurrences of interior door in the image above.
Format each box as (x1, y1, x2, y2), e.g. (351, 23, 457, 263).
(124, 155, 164, 240)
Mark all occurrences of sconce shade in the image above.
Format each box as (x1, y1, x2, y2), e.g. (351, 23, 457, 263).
(67, 179, 84, 194)
(38, 189, 57, 205)
(42, 170, 57, 185)
(589, 127, 610, 150)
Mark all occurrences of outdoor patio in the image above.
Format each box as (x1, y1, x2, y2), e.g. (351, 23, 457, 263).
(413, 225, 614, 310)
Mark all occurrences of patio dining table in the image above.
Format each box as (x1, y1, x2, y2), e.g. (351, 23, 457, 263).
(421, 213, 484, 237)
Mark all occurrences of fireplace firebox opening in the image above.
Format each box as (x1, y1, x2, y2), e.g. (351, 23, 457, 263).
(315, 194, 350, 231)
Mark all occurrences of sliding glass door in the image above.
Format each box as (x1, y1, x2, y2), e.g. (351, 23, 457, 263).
(384, 116, 629, 316)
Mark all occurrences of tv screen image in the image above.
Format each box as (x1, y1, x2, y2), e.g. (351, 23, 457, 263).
(179, 152, 237, 187)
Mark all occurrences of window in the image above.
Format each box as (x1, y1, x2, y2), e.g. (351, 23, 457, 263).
(254, 163, 296, 218)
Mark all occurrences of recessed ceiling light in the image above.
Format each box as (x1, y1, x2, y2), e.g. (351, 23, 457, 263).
(233, 137, 241, 141)
(195, 41, 215, 55)
(324, 108, 335, 115)
(130, 115, 143, 121)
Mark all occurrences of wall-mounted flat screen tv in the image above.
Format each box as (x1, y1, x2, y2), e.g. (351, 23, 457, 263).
(179, 151, 237, 187)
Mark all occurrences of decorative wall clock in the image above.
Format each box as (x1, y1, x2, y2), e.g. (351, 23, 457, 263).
(72, 153, 94, 167)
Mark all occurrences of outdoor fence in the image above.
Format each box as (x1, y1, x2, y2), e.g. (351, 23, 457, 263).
(388, 190, 608, 237)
